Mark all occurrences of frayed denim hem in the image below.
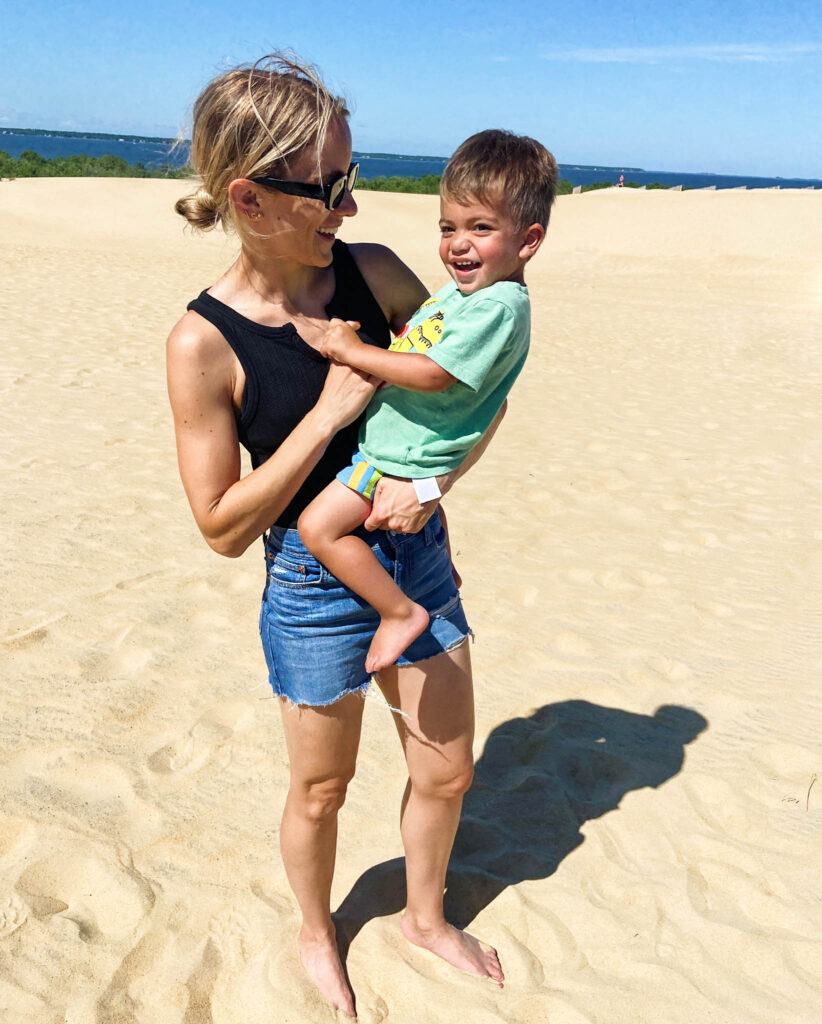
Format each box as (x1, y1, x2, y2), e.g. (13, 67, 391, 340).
(277, 675, 372, 711)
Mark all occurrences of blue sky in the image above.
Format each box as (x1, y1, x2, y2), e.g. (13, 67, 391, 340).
(0, 0, 820, 176)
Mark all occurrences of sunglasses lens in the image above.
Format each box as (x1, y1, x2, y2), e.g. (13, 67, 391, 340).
(329, 178, 345, 210)
(328, 165, 359, 209)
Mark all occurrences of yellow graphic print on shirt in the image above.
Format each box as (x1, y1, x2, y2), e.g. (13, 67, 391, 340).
(390, 303, 445, 353)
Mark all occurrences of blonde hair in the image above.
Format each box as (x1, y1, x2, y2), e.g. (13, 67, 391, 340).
(175, 53, 349, 232)
(441, 129, 559, 230)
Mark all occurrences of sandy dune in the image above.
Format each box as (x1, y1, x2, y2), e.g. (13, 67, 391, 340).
(1, 178, 820, 1023)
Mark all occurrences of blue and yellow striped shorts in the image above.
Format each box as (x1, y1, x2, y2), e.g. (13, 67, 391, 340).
(336, 450, 384, 500)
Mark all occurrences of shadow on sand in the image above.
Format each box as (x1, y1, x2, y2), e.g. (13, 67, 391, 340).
(334, 699, 707, 949)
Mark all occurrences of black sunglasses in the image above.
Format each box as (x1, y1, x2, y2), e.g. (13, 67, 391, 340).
(249, 162, 359, 211)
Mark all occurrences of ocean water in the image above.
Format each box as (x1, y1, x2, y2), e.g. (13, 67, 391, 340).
(0, 130, 188, 167)
(1, 129, 820, 190)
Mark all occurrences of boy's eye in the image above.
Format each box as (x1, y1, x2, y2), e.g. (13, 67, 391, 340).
(474, 223, 493, 232)
(439, 225, 454, 235)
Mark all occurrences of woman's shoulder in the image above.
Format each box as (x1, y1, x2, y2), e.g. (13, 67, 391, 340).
(344, 242, 407, 283)
(166, 306, 237, 385)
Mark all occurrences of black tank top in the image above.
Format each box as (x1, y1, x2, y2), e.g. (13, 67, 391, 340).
(187, 241, 391, 528)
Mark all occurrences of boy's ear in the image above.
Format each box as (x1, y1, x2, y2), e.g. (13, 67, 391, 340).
(518, 223, 546, 261)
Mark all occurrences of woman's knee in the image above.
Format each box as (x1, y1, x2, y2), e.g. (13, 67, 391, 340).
(411, 759, 474, 801)
(292, 773, 353, 822)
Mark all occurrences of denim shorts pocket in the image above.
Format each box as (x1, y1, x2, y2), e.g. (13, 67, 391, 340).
(432, 519, 450, 553)
(268, 553, 325, 588)
(430, 592, 461, 620)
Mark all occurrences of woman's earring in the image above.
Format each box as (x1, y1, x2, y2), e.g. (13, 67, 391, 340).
(249, 211, 263, 220)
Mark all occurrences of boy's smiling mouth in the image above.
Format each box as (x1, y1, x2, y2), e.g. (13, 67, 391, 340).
(453, 259, 480, 275)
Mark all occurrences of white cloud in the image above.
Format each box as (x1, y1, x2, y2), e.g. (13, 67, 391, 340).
(540, 43, 822, 64)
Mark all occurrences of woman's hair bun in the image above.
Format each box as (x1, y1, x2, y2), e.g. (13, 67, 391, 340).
(174, 186, 222, 231)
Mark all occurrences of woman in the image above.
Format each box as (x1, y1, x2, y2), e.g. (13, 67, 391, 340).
(167, 55, 504, 1016)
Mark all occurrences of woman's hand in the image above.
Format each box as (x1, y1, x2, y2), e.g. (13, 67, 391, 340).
(314, 358, 378, 434)
(365, 477, 438, 533)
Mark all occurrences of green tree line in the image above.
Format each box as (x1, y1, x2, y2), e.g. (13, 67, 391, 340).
(356, 175, 673, 195)
(0, 152, 675, 192)
(0, 150, 192, 179)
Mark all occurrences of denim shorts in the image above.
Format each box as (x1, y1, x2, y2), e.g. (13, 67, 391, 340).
(259, 510, 471, 706)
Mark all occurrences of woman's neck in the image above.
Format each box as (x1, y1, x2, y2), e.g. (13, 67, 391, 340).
(213, 241, 335, 326)
(243, 240, 330, 305)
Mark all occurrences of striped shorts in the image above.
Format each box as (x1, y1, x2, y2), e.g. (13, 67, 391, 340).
(336, 450, 384, 500)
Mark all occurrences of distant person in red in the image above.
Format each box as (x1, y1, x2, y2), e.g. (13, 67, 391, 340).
(618, 173, 625, 188)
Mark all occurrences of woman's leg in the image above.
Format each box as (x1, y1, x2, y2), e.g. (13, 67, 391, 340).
(375, 642, 504, 986)
(278, 691, 366, 1017)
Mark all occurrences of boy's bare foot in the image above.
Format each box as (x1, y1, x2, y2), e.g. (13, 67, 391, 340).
(299, 928, 357, 1018)
(400, 913, 504, 987)
(365, 603, 429, 673)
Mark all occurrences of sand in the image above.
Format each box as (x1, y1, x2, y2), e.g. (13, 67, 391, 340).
(1, 178, 820, 1024)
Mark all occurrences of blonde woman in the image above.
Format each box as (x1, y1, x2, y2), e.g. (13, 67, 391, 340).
(167, 55, 504, 1016)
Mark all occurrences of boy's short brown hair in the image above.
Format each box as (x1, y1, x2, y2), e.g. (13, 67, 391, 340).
(440, 129, 559, 230)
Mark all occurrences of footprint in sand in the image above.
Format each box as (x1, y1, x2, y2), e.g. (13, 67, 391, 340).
(0, 816, 38, 866)
(114, 571, 163, 591)
(208, 908, 281, 1024)
(594, 567, 665, 591)
(148, 700, 254, 774)
(686, 859, 815, 939)
(0, 892, 28, 938)
(549, 631, 593, 657)
(96, 900, 221, 1024)
(19, 748, 164, 844)
(645, 655, 693, 681)
(15, 850, 154, 942)
(694, 600, 735, 619)
(1, 614, 65, 649)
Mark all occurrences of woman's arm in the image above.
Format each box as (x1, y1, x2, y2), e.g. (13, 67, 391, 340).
(347, 243, 430, 334)
(364, 399, 508, 532)
(167, 311, 377, 557)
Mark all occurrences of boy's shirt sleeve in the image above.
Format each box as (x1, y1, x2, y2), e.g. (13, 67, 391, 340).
(423, 296, 520, 392)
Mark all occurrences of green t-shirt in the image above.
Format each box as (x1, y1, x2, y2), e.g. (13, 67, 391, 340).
(359, 279, 530, 476)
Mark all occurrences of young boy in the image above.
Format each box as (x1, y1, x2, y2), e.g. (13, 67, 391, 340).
(298, 129, 558, 673)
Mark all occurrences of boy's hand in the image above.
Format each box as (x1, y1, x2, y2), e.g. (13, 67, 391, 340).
(321, 318, 363, 364)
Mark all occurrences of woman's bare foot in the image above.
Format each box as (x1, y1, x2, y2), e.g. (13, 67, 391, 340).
(400, 913, 504, 987)
(299, 927, 357, 1017)
(365, 603, 429, 673)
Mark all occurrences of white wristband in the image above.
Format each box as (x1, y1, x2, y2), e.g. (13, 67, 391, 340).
(412, 476, 442, 504)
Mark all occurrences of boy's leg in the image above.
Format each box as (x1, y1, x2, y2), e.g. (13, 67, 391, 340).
(299, 481, 430, 673)
(299, 478, 375, 551)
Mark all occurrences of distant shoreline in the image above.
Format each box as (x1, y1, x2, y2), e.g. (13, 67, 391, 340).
(0, 126, 177, 145)
(1, 126, 819, 189)
(0, 128, 673, 177)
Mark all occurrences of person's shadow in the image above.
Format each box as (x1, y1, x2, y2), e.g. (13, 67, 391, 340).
(334, 700, 707, 949)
